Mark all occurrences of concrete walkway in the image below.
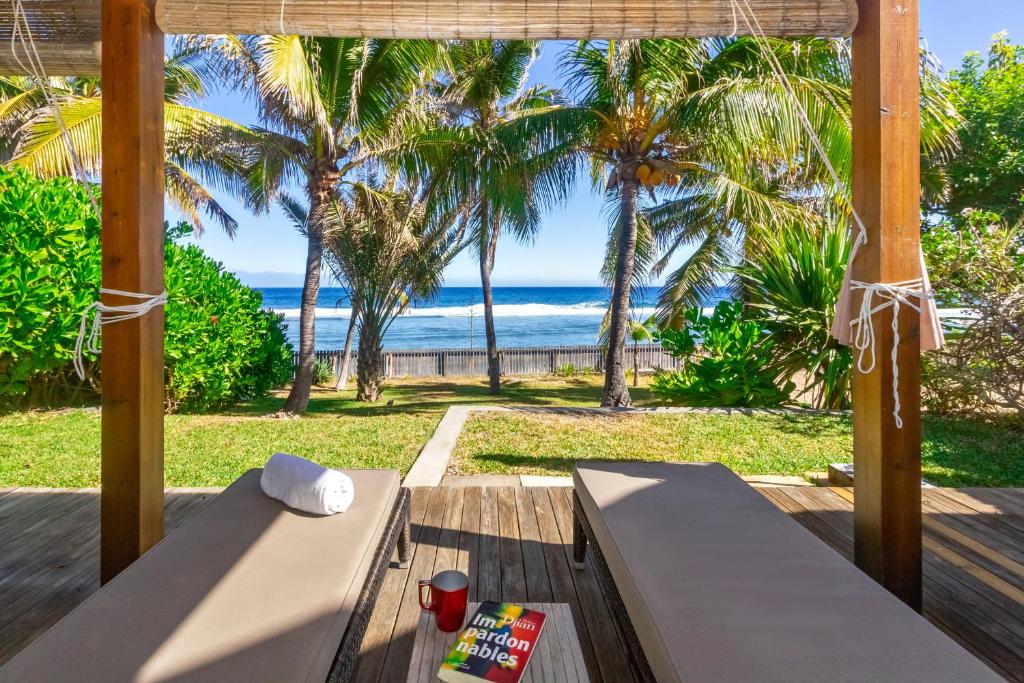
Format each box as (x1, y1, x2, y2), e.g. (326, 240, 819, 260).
(402, 404, 836, 488)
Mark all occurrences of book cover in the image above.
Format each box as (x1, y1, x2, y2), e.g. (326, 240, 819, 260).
(437, 601, 546, 683)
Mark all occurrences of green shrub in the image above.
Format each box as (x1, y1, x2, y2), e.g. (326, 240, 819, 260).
(736, 220, 853, 409)
(312, 359, 334, 387)
(0, 167, 293, 411)
(553, 362, 593, 378)
(0, 168, 101, 401)
(163, 226, 294, 411)
(652, 301, 793, 407)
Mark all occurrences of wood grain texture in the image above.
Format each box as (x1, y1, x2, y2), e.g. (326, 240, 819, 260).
(405, 603, 588, 683)
(156, 0, 858, 39)
(4, 486, 1018, 679)
(99, 0, 166, 584)
(849, 0, 923, 610)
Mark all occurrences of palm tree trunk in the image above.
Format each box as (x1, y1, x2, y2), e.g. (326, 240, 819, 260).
(283, 225, 322, 413)
(335, 302, 358, 390)
(284, 170, 333, 414)
(602, 175, 639, 407)
(356, 317, 384, 402)
(480, 223, 501, 394)
(633, 339, 640, 387)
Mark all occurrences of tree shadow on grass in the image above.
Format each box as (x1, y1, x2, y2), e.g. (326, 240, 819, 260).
(223, 379, 656, 418)
(760, 412, 852, 440)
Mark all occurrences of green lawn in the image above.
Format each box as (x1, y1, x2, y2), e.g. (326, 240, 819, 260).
(451, 411, 1024, 487)
(0, 376, 652, 488)
(2, 376, 1020, 488)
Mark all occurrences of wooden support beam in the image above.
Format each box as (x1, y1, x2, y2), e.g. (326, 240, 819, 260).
(850, 0, 923, 610)
(100, 0, 165, 584)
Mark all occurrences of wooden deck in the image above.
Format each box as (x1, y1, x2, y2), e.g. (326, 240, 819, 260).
(1, 485, 1023, 680)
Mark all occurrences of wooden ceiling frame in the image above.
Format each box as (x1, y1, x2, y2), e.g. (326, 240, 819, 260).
(11, 0, 925, 609)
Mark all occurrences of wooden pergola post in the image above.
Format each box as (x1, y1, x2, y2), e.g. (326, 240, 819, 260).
(100, 0, 165, 583)
(850, 0, 923, 610)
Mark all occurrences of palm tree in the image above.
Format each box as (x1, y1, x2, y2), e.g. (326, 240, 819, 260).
(737, 216, 852, 408)
(559, 39, 831, 406)
(0, 45, 250, 234)
(646, 39, 960, 323)
(210, 36, 446, 413)
(322, 181, 465, 401)
(628, 315, 658, 387)
(409, 40, 574, 393)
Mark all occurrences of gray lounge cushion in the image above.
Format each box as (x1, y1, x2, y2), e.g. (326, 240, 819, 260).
(0, 468, 399, 683)
(573, 461, 999, 683)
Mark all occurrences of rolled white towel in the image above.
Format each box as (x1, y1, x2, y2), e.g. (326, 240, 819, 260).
(260, 452, 355, 515)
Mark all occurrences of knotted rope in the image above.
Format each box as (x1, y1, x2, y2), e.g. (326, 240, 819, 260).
(848, 279, 933, 428)
(74, 289, 168, 380)
(728, 0, 940, 427)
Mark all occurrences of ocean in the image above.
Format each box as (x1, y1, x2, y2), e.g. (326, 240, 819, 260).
(259, 286, 728, 351)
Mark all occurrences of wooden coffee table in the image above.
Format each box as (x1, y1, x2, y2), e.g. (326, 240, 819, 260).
(406, 602, 590, 682)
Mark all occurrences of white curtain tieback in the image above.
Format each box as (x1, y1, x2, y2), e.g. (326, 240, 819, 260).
(848, 279, 933, 428)
(74, 288, 168, 381)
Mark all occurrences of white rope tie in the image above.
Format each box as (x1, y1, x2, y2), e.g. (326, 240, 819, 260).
(728, 0, 939, 428)
(74, 289, 168, 380)
(848, 279, 932, 428)
(9, 0, 100, 216)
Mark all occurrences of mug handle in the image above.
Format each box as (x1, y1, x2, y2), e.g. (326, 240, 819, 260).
(418, 580, 433, 611)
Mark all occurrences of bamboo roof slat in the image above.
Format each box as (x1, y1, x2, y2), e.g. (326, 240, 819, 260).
(156, 0, 858, 39)
(0, 0, 858, 76)
(0, 0, 101, 75)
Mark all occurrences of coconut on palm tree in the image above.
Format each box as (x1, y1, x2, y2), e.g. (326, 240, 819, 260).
(0, 45, 250, 234)
(209, 35, 446, 413)
(408, 40, 575, 393)
(560, 37, 899, 406)
(322, 181, 465, 401)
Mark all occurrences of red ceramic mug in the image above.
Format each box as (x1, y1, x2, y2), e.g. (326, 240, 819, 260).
(418, 569, 469, 632)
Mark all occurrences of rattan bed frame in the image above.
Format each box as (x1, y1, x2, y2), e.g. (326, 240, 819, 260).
(572, 491, 658, 683)
(327, 486, 411, 683)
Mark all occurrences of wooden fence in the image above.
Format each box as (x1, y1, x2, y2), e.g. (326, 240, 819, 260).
(296, 343, 682, 379)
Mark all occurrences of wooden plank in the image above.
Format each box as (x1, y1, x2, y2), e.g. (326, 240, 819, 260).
(433, 487, 464, 575)
(497, 487, 528, 602)
(850, 0, 924, 610)
(478, 487, 501, 601)
(355, 487, 432, 683)
(100, 0, 166, 585)
(516, 488, 554, 603)
(549, 488, 636, 683)
(377, 487, 448, 682)
(457, 486, 482, 604)
(770, 488, 1024, 678)
(530, 487, 600, 680)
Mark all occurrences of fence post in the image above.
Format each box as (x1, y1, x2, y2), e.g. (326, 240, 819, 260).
(440, 351, 446, 377)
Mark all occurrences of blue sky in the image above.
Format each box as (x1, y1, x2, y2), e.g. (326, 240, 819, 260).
(177, 2, 1024, 288)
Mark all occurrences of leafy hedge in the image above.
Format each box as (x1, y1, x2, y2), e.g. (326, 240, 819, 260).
(0, 167, 293, 411)
(652, 301, 793, 407)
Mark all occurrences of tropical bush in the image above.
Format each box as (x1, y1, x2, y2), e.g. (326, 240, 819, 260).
(312, 359, 334, 387)
(651, 301, 793, 407)
(163, 225, 294, 412)
(737, 219, 853, 409)
(939, 34, 1024, 223)
(922, 210, 1024, 422)
(0, 168, 293, 411)
(0, 168, 101, 402)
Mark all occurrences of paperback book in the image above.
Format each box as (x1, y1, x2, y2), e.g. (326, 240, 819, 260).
(437, 601, 546, 683)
